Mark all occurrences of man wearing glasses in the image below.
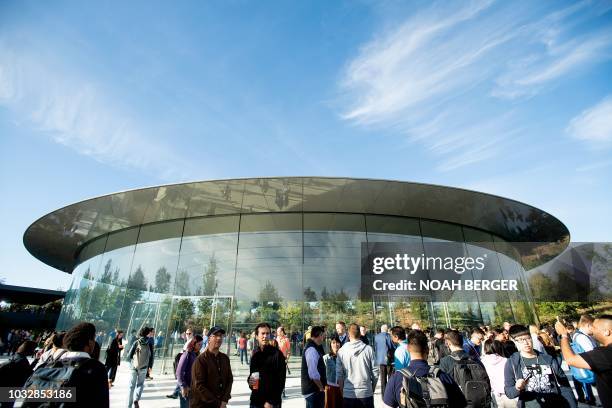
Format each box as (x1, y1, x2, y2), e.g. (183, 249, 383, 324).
(503, 325, 575, 407)
(191, 326, 234, 408)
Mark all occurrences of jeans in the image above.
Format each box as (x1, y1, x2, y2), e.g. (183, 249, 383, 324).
(179, 393, 189, 408)
(128, 368, 147, 406)
(239, 348, 249, 364)
(306, 391, 325, 408)
(342, 396, 374, 408)
(107, 365, 118, 382)
(379, 365, 389, 397)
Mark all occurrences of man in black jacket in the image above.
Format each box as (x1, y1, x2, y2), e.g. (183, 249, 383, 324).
(248, 322, 287, 408)
(301, 326, 327, 408)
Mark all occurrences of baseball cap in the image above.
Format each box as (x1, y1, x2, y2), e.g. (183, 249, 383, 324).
(209, 326, 226, 336)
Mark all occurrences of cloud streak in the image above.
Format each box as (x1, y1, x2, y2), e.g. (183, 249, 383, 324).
(338, 1, 612, 171)
(0, 43, 201, 181)
(567, 95, 612, 146)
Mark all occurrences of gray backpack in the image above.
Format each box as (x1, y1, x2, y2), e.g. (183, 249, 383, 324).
(132, 339, 151, 370)
(399, 367, 449, 408)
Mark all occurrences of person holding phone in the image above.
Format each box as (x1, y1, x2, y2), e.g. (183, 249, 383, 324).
(555, 315, 612, 408)
(503, 324, 576, 407)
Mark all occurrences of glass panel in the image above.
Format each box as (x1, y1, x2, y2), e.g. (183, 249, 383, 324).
(234, 214, 303, 335)
(303, 214, 367, 332)
(241, 178, 303, 213)
(463, 227, 514, 326)
(494, 237, 536, 324)
(176, 216, 239, 297)
(97, 228, 139, 332)
(186, 180, 245, 217)
(421, 220, 481, 328)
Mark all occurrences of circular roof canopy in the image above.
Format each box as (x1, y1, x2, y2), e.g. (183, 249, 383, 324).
(24, 177, 570, 273)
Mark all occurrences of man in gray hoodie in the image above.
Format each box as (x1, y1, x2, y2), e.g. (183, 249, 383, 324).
(336, 323, 379, 408)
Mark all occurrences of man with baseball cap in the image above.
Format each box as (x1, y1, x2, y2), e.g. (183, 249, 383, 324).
(191, 326, 233, 408)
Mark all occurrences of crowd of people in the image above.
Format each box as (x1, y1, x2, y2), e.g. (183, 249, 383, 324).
(0, 314, 611, 408)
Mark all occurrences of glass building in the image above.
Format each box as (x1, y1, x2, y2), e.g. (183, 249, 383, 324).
(24, 177, 569, 370)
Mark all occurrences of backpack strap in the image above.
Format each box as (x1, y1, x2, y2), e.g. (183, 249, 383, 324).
(398, 367, 414, 379)
(428, 366, 441, 377)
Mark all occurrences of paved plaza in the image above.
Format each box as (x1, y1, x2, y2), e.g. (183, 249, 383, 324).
(108, 355, 383, 408)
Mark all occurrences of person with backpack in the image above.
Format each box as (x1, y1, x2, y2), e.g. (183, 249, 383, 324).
(336, 323, 379, 408)
(439, 330, 491, 408)
(0, 340, 37, 406)
(22, 322, 109, 407)
(428, 328, 446, 366)
(127, 326, 154, 407)
(105, 329, 124, 388)
(32, 331, 65, 371)
(480, 339, 515, 408)
(383, 330, 466, 408)
(504, 324, 576, 408)
(569, 315, 598, 405)
(555, 316, 612, 408)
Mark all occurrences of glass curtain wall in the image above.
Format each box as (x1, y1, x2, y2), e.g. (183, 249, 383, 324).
(57, 212, 536, 370)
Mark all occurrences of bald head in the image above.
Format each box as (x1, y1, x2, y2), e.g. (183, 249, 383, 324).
(593, 315, 612, 346)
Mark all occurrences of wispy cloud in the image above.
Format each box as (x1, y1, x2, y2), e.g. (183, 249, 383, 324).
(338, 1, 612, 171)
(0, 43, 201, 181)
(567, 95, 612, 146)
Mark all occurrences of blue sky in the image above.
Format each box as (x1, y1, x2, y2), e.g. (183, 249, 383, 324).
(1, 0, 611, 291)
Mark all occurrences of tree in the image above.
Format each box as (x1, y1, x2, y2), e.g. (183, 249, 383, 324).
(173, 298, 195, 327)
(174, 270, 190, 296)
(128, 266, 148, 291)
(202, 256, 219, 296)
(259, 281, 282, 305)
(154, 267, 172, 293)
(304, 287, 317, 301)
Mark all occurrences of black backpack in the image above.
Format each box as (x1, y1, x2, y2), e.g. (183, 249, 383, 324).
(21, 350, 89, 407)
(399, 367, 450, 408)
(450, 356, 491, 408)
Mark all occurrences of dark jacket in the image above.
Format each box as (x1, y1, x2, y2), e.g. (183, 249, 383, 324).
(301, 340, 327, 395)
(104, 337, 122, 367)
(0, 353, 33, 388)
(504, 351, 576, 407)
(191, 349, 233, 408)
(439, 350, 470, 378)
(249, 344, 287, 406)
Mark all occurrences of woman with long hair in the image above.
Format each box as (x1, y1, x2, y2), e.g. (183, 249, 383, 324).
(105, 330, 124, 387)
(480, 339, 516, 408)
(323, 335, 343, 408)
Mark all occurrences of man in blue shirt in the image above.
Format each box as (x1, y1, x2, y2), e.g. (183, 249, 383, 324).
(462, 328, 484, 361)
(383, 330, 466, 408)
(374, 324, 394, 397)
(390, 326, 410, 370)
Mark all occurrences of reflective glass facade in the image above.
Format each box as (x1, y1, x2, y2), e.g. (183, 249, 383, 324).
(57, 212, 537, 371)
